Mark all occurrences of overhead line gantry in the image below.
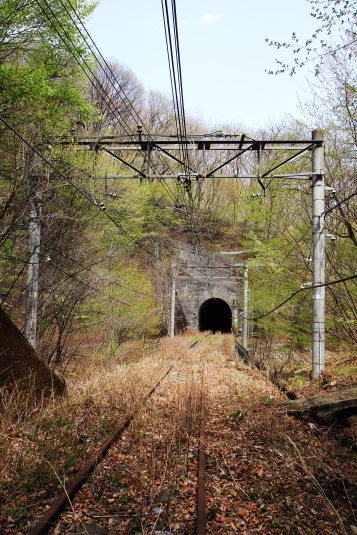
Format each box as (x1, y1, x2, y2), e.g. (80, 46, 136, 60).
(57, 131, 321, 192)
(56, 129, 325, 379)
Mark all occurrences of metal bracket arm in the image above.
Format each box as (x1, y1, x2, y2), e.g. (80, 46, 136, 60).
(103, 148, 146, 178)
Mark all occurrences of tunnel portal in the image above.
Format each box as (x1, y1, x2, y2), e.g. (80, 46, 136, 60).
(198, 298, 232, 333)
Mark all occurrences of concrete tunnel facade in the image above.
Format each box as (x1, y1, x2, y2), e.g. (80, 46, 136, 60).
(171, 241, 239, 333)
(198, 298, 232, 333)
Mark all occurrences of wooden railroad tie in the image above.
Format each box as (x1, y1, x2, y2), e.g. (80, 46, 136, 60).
(284, 386, 357, 414)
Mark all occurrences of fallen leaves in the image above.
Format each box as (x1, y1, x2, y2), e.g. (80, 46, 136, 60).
(4, 335, 357, 534)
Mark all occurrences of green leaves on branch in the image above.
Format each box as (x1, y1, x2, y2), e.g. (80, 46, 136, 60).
(0, 0, 98, 136)
(266, 0, 357, 76)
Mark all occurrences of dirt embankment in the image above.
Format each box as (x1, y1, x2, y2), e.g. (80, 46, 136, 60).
(0, 306, 65, 397)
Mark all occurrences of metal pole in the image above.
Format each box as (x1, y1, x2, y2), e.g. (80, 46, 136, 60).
(24, 193, 41, 349)
(312, 129, 325, 379)
(170, 263, 176, 338)
(233, 308, 238, 335)
(242, 261, 248, 348)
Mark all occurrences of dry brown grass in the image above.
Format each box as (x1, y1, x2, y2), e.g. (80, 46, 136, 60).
(0, 338, 180, 532)
(3, 334, 357, 534)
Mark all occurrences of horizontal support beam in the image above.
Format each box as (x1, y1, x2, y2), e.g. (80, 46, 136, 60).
(177, 275, 243, 279)
(57, 136, 319, 147)
(98, 173, 316, 180)
(100, 145, 316, 152)
(181, 265, 238, 268)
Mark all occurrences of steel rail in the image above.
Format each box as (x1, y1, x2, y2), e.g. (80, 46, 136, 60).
(197, 369, 206, 535)
(27, 341, 198, 535)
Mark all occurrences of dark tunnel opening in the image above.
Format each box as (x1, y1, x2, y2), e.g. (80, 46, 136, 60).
(198, 298, 232, 334)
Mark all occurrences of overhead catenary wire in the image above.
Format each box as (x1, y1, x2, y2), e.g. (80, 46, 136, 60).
(35, 0, 183, 209)
(34, 0, 174, 191)
(53, 0, 180, 200)
(161, 0, 188, 154)
(37, 0, 207, 260)
(249, 273, 357, 321)
(160, 0, 207, 268)
(0, 116, 164, 265)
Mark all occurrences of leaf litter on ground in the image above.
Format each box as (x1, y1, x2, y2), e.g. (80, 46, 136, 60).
(2, 334, 357, 534)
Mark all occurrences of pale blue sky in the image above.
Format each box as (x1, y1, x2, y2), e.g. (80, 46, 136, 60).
(86, 0, 319, 131)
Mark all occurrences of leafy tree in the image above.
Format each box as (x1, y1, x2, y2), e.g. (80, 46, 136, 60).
(0, 0, 101, 363)
(89, 60, 144, 134)
(267, 0, 357, 75)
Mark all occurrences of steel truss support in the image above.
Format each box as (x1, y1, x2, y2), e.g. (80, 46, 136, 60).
(57, 134, 321, 189)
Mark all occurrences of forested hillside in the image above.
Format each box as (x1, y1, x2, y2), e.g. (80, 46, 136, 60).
(1, 0, 357, 376)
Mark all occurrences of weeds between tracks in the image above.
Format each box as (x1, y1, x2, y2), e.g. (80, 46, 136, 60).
(0, 337, 186, 533)
(3, 334, 357, 534)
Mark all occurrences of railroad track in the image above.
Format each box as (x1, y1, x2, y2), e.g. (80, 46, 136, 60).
(20, 333, 357, 535)
(27, 340, 209, 535)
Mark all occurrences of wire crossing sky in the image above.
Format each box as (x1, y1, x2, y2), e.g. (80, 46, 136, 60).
(86, 0, 319, 131)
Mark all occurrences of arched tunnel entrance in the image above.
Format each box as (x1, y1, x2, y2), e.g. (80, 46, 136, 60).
(198, 298, 232, 333)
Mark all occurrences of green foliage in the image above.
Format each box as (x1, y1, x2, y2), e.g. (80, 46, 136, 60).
(0, 0, 98, 135)
(266, 0, 357, 75)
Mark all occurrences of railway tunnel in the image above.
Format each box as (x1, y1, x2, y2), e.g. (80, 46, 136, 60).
(198, 298, 232, 333)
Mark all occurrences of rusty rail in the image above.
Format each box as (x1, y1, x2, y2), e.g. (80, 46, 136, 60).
(197, 369, 206, 535)
(27, 340, 199, 535)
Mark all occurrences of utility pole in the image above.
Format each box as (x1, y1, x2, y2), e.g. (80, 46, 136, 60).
(242, 261, 249, 349)
(170, 263, 176, 338)
(312, 129, 325, 379)
(24, 186, 42, 349)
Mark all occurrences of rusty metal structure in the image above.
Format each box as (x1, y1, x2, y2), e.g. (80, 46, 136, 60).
(58, 131, 320, 189)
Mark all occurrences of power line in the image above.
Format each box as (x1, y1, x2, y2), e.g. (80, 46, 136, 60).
(37, 0, 187, 213)
(250, 273, 357, 321)
(66, 3, 188, 234)
(0, 116, 163, 264)
(37, 0, 208, 254)
(53, 0, 180, 204)
(36, 0, 179, 213)
(0, 253, 129, 306)
(33, 0, 136, 137)
(160, 0, 206, 258)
